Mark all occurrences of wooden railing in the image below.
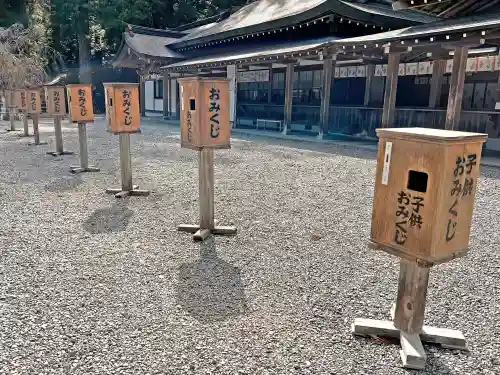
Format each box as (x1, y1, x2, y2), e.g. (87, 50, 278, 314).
(237, 103, 500, 138)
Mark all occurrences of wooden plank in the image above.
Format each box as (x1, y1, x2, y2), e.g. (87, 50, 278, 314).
(283, 62, 294, 134)
(429, 60, 445, 109)
(140, 75, 146, 117)
(364, 64, 375, 107)
(212, 226, 238, 235)
(199, 148, 215, 230)
(400, 331, 427, 370)
(177, 224, 200, 233)
(394, 260, 430, 334)
(381, 52, 401, 128)
(445, 47, 468, 130)
(421, 326, 467, 350)
(351, 318, 400, 339)
(163, 72, 169, 118)
(193, 228, 212, 241)
(319, 55, 335, 137)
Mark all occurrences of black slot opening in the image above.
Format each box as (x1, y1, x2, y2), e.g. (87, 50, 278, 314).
(407, 170, 428, 193)
(190, 99, 196, 111)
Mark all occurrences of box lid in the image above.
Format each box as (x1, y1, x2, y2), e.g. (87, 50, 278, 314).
(376, 127, 487, 143)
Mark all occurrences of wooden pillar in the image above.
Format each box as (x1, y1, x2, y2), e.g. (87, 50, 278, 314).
(319, 54, 335, 139)
(429, 60, 445, 109)
(163, 72, 169, 118)
(140, 75, 146, 117)
(382, 53, 401, 128)
(393, 260, 430, 334)
(445, 47, 469, 130)
(364, 65, 375, 106)
(282, 62, 294, 134)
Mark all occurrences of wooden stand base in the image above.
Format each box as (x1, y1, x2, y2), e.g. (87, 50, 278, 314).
(48, 151, 74, 157)
(352, 260, 467, 370)
(177, 224, 237, 241)
(28, 140, 48, 146)
(177, 148, 237, 241)
(70, 165, 100, 174)
(352, 314, 467, 369)
(106, 185, 150, 199)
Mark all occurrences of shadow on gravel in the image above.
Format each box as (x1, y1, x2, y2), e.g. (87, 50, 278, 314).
(176, 237, 247, 323)
(44, 175, 83, 192)
(83, 200, 134, 234)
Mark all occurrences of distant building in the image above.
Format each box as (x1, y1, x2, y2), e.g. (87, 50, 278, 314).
(113, 0, 500, 150)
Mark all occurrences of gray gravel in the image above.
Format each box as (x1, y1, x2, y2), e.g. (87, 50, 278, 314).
(0, 117, 499, 375)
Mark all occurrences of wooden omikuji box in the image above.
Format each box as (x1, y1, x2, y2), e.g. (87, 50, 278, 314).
(370, 128, 487, 265)
(26, 89, 41, 114)
(45, 86, 66, 117)
(178, 77, 230, 150)
(15, 89, 28, 111)
(103, 83, 140, 133)
(66, 84, 94, 123)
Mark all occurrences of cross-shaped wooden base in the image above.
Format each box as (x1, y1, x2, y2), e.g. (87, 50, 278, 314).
(177, 224, 237, 241)
(106, 185, 150, 199)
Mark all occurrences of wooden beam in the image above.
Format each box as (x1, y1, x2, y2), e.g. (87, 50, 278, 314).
(445, 46, 468, 130)
(319, 55, 335, 138)
(163, 72, 169, 118)
(282, 62, 294, 135)
(393, 259, 430, 334)
(381, 52, 401, 128)
(139, 75, 146, 117)
(428, 60, 445, 109)
(364, 64, 375, 106)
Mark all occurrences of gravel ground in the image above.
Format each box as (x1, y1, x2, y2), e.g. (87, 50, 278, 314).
(0, 117, 499, 375)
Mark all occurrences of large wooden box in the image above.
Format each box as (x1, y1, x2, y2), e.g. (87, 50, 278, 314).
(66, 84, 94, 123)
(103, 83, 140, 133)
(178, 77, 230, 149)
(15, 90, 28, 111)
(371, 128, 487, 265)
(45, 86, 66, 116)
(26, 89, 41, 114)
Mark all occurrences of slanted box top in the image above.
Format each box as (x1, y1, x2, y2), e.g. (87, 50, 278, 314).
(376, 127, 487, 144)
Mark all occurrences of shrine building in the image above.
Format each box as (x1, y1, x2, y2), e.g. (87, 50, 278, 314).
(112, 0, 500, 150)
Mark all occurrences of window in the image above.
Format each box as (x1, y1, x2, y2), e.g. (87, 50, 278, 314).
(462, 81, 497, 110)
(237, 81, 269, 103)
(271, 72, 285, 104)
(154, 80, 163, 99)
(292, 69, 323, 105)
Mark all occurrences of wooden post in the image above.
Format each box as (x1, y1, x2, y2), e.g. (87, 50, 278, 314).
(163, 72, 169, 119)
(282, 62, 294, 134)
(140, 75, 146, 117)
(70, 123, 100, 173)
(319, 54, 335, 139)
(119, 133, 134, 192)
(393, 260, 430, 334)
(22, 111, 30, 136)
(8, 107, 16, 131)
(28, 115, 47, 146)
(445, 47, 469, 130)
(364, 65, 375, 106)
(429, 60, 445, 109)
(47, 116, 74, 156)
(381, 52, 401, 128)
(199, 148, 215, 232)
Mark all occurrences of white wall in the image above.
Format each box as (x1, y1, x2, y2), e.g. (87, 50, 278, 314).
(145, 80, 154, 111)
(145, 80, 164, 112)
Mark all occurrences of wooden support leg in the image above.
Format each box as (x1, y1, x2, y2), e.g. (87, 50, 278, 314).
(19, 111, 31, 137)
(105, 133, 149, 198)
(177, 148, 237, 241)
(47, 117, 73, 156)
(28, 116, 48, 146)
(7, 108, 18, 131)
(70, 123, 99, 173)
(351, 259, 467, 370)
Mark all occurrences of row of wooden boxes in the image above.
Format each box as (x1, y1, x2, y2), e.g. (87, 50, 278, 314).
(2, 84, 140, 134)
